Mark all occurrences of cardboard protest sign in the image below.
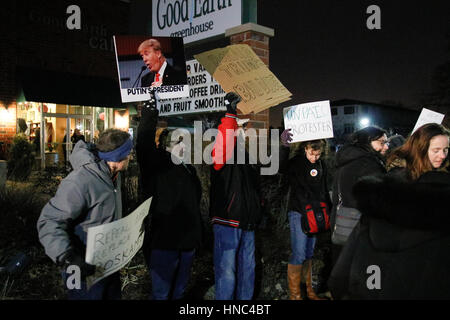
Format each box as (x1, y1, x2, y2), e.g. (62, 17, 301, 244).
(113, 35, 189, 102)
(156, 59, 227, 116)
(85, 197, 152, 287)
(412, 108, 445, 133)
(194, 44, 292, 115)
(283, 100, 334, 143)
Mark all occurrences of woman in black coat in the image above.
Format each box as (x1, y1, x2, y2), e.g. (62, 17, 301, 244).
(328, 123, 450, 299)
(330, 126, 389, 262)
(280, 130, 331, 300)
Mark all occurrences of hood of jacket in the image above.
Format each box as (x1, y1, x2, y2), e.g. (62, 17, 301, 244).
(353, 171, 450, 251)
(69, 140, 98, 169)
(69, 140, 113, 188)
(335, 144, 383, 168)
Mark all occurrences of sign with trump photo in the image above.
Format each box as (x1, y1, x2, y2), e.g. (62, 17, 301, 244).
(283, 100, 334, 143)
(113, 35, 189, 102)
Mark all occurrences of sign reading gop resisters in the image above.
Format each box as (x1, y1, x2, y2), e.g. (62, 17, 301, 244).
(152, 0, 242, 44)
(113, 35, 189, 102)
(157, 59, 227, 116)
(283, 100, 334, 143)
(85, 197, 152, 287)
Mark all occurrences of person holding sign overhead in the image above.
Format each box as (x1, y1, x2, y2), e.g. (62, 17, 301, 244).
(210, 92, 262, 300)
(37, 129, 133, 300)
(279, 128, 331, 300)
(138, 38, 187, 87)
(136, 104, 204, 300)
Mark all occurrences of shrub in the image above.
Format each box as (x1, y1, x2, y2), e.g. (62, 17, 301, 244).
(0, 184, 45, 249)
(7, 134, 35, 181)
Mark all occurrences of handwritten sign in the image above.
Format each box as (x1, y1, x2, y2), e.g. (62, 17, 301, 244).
(412, 108, 445, 133)
(157, 59, 227, 116)
(283, 100, 334, 143)
(85, 197, 152, 286)
(194, 44, 292, 115)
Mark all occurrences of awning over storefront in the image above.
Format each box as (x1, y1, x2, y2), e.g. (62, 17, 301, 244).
(16, 66, 125, 108)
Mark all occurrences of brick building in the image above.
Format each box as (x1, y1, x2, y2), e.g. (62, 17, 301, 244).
(1, 0, 277, 167)
(0, 0, 130, 166)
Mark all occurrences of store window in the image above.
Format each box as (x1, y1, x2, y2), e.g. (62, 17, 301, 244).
(344, 106, 355, 114)
(16, 102, 123, 169)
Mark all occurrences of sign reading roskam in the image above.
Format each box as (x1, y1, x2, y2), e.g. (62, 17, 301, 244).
(412, 108, 445, 133)
(85, 197, 152, 287)
(283, 100, 334, 143)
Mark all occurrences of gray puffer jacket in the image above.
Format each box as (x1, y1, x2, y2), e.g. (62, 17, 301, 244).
(37, 141, 122, 264)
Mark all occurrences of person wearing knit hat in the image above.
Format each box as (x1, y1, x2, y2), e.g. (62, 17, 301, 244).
(37, 129, 133, 300)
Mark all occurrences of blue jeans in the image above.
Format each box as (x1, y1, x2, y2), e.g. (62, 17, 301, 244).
(289, 211, 316, 265)
(147, 249, 195, 300)
(62, 271, 121, 300)
(213, 224, 255, 300)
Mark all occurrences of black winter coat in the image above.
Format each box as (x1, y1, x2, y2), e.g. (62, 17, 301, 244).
(331, 144, 386, 227)
(209, 115, 262, 230)
(279, 146, 332, 215)
(136, 107, 204, 251)
(141, 63, 187, 87)
(328, 170, 450, 300)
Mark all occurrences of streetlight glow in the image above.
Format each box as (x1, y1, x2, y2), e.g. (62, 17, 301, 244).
(360, 117, 370, 128)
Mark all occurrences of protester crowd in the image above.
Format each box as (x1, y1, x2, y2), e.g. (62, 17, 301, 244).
(36, 92, 450, 300)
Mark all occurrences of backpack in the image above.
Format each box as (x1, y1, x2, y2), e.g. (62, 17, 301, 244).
(301, 202, 331, 235)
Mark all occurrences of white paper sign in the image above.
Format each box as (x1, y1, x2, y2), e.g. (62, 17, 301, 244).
(152, 0, 242, 44)
(412, 108, 445, 133)
(283, 100, 334, 143)
(85, 197, 152, 286)
(157, 59, 227, 116)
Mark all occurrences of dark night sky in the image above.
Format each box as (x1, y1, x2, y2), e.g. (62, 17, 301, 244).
(129, 0, 449, 126)
(256, 0, 450, 126)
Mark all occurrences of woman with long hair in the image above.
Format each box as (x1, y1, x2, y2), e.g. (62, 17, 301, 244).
(329, 123, 450, 299)
(386, 123, 449, 179)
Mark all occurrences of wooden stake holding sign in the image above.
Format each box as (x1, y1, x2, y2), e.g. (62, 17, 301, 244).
(194, 44, 292, 115)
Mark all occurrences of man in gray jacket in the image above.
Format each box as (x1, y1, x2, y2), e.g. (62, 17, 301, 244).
(37, 129, 132, 300)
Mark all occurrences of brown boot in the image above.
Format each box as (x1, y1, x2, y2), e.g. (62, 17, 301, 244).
(304, 259, 325, 300)
(287, 264, 303, 300)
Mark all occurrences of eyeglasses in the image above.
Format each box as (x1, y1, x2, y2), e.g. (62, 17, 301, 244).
(375, 139, 389, 146)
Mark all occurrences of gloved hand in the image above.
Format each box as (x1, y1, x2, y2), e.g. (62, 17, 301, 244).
(224, 92, 242, 115)
(140, 103, 159, 124)
(58, 249, 96, 278)
(280, 128, 293, 147)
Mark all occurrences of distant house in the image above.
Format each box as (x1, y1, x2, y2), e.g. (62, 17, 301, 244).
(330, 99, 419, 144)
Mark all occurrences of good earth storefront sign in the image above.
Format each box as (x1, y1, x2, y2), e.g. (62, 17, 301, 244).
(152, 0, 242, 44)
